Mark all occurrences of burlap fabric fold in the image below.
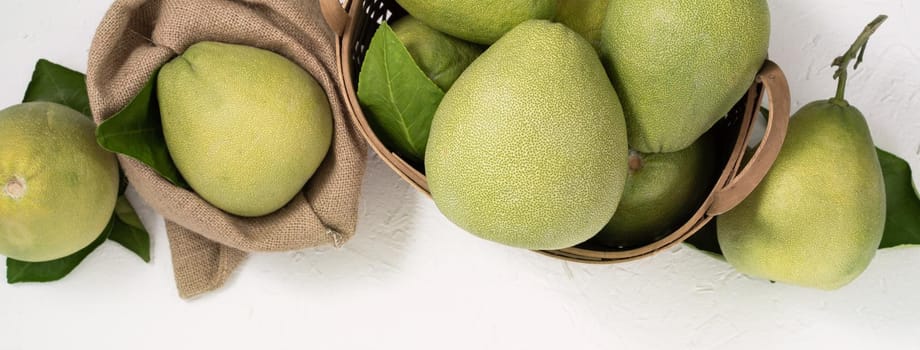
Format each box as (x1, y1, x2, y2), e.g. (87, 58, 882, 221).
(86, 0, 367, 299)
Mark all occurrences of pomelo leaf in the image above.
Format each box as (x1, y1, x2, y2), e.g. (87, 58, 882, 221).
(95, 70, 188, 188)
(6, 216, 115, 284)
(877, 148, 920, 248)
(117, 169, 129, 196)
(109, 196, 151, 262)
(357, 22, 445, 167)
(22, 59, 92, 117)
(110, 170, 150, 262)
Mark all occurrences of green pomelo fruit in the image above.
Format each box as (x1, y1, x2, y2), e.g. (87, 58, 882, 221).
(718, 100, 885, 290)
(555, 0, 610, 49)
(0, 102, 119, 262)
(426, 20, 629, 250)
(158, 41, 333, 217)
(592, 133, 717, 249)
(393, 0, 556, 44)
(391, 16, 483, 91)
(599, 0, 769, 153)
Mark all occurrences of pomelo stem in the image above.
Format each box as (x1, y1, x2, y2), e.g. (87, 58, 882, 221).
(832, 15, 888, 104)
(627, 150, 644, 173)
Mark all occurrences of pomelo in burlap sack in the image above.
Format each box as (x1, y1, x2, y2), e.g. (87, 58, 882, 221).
(86, 0, 366, 299)
(158, 41, 334, 218)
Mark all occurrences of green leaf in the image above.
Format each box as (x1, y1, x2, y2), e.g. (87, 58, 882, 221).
(108, 196, 151, 262)
(95, 69, 188, 188)
(22, 59, 92, 117)
(114, 195, 145, 229)
(877, 148, 920, 248)
(108, 167, 150, 261)
(6, 216, 115, 283)
(357, 22, 445, 166)
(117, 169, 129, 196)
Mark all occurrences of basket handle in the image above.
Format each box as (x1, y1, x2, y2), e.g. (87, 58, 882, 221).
(707, 60, 791, 216)
(320, 0, 350, 37)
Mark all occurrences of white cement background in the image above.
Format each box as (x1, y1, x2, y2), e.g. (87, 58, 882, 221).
(1, 1, 919, 349)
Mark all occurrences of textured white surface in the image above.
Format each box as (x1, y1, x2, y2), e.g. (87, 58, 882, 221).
(1, 0, 919, 349)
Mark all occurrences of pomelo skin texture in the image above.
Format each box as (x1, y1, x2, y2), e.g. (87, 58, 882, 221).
(718, 100, 886, 290)
(391, 16, 483, 92)
(0, 102, 119, 262)
(426, 20, 629, 250)
(158, 41, 333, 217)
(599, 0, 769, 153)
(555, 0, 610, 49)
(592, 134, 716, 249)
(393, 0, 556, 45)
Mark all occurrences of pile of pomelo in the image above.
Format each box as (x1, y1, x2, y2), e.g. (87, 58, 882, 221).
(0, 0, 898, 291)
(357, 0, 889, 290)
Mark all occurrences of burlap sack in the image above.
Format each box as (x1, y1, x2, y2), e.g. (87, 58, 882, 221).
(86, 0, 367, 299)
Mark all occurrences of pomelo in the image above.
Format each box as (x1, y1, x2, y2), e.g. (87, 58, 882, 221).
(717, 19, 888, 290)
(426, 20, 629, 250)
(158, 41, 333, 217)
(599, 0, 769, 152)
(391, 16, 483, 91)
(718, 101, 885, 290)
(393, 0, 556, 44)
(0, 102, 119, 262)
(592, 134, 717, 249)
(555, 0, 610, 49)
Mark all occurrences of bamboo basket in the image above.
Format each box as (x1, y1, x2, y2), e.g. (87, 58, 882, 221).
(322, 0, 792, 263)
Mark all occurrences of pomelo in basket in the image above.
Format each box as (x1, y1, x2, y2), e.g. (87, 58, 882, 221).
(426, 20, 628, 250)
(592, 133, 718, 249)
(555, 0, 610, 49)
(393, 0, 556, 45)
(599, 0, 770, 153)
(391, 16, 483, 92)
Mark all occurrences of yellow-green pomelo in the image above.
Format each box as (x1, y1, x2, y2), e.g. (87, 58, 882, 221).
(599, 0, 769, 153)
(393, 0, 556, 44)
(0, 102, 119, 262)
(718, 101, 885, 290)
(555, 0, 610, 49)
(426, 20, 629, 250)
(592, 134, 717, 249)
(391, 16, 483, 91)
(158, 41, 332, 217)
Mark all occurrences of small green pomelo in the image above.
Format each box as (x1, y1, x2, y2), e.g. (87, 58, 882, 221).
(599, 0, 770, 152)
(158, 41, 333, 217)
(393, 0, 556, 44)
(0, 102, 119, 262)
(555, 0, 610, 49)
(426, 20, 629, 250)
(391, 16, 483, 91)
(592, 134, 717, 249)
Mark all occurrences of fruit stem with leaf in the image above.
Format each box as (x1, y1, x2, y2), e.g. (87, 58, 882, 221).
(832, 15, 888, 106)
